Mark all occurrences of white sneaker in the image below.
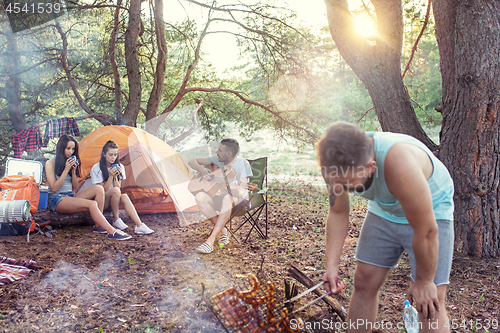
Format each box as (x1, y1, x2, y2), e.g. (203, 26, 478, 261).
(135, 223, 154, 235)
(112, 218, 128, 230)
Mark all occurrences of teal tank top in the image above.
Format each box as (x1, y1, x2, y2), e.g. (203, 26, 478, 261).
(355, 132, 454, 223)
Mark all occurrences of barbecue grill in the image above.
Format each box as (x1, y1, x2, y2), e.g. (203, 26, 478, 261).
(211, 272, 311, 333)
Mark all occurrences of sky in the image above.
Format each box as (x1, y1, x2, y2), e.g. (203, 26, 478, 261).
(162, 0, 332, 74)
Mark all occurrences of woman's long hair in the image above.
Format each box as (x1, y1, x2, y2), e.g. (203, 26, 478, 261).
(99, 140, 121, 180)
(55, 135, 81, 177)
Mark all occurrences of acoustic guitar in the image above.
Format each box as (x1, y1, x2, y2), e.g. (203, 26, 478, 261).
(188, 166, 257, 197)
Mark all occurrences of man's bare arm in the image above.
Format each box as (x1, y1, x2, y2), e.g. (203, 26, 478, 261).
(322, 179, 350, 294)
(188, 157, 212, 176)
(385, 145, 440, 319)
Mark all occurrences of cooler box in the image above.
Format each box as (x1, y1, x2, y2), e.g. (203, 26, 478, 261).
(4, 158, 45, 208)
(39, 186, 49, 209)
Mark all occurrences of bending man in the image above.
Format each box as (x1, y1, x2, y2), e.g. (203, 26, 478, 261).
(188, 139, 253, 254)
(317, 122, 454, 333)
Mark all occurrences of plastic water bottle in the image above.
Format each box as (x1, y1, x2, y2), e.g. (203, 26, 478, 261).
(402, 300, 419, 333)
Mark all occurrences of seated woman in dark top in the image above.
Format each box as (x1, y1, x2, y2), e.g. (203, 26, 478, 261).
(45, 135, 132, 241)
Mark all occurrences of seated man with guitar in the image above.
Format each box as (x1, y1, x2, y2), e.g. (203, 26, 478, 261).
(188, 139, 253, 254)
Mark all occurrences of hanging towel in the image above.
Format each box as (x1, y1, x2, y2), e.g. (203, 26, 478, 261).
(11, 126, 42, 158)
(42, 117, 81, 147)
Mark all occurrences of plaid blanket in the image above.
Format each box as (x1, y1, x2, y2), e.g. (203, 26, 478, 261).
(42, 117, 81, 147)
(0, 257, 38, 285)
(11, 126, 42, 158)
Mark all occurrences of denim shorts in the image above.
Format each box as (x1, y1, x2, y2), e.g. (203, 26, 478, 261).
(47, 192, 75, 212)
(355, 211, 454, 285)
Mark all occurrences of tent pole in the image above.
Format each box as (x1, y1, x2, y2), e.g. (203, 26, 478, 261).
(180, 211, 191, 229)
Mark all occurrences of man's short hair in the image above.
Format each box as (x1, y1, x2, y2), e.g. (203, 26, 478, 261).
(221, 138, 239, 156)
(316, 122, 372, 169)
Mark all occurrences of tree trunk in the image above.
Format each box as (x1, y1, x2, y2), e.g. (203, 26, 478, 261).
(5, 31, 27, 133)
(145, 0, 167, 134)
(110, 0, 123, 125)
(434, 0, 500, 256)
(33, 209, 125, 228)
(123, 0, 142, 127)
(324, 0, 436, 151)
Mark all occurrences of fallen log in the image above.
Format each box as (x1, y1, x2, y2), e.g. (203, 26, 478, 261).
(33, 209, 126, 228)
(288, 265, 347, 321)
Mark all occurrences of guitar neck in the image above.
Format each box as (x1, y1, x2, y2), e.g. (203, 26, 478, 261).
(210, 177, 239, 184)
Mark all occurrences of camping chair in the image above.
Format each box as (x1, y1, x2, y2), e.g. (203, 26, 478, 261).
(228, 157, 268, 244)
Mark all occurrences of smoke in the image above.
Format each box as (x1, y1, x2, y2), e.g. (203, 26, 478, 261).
(15, 258, 125, 331)
(15, 244, 234, 331)
(153, 251, 233, 331)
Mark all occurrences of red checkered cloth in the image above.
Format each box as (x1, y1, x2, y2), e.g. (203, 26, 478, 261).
(11, 126, 42, 158)
(0, 257, 38, 285)
(42, 117, 81, 147)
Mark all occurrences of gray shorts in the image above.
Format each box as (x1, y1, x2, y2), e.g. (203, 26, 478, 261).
(355, 211, 454, 285)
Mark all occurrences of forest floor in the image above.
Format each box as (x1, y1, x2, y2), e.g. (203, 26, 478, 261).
(1, 180, 499, 333)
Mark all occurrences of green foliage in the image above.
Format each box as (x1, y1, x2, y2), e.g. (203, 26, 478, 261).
(402, 0, 443, 128)
(0, 0, 444, 158)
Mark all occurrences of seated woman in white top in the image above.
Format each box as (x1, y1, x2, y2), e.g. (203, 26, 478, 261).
(45, 135, 132, 240)
(90, 140, 154, 234)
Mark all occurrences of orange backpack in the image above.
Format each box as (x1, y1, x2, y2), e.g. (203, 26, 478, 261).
(0, 175, 40, 215)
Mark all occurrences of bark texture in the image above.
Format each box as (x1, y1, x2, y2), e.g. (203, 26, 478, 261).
(123, 0, 142, 127)
(110, 0, 123, 124)
(434, 0, 500, 256)
(33, 209, 125, 228)
(145, 0, 167, 130)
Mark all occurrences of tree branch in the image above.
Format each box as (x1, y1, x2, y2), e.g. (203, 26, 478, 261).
(184, 87, 318, 140)
(185, 0, 311, 42)
(0, 58, 59, 77)
(402, 0, 431, 79)
(65, 0, 129, 12)
(166, 102, 203, 146)
(54, 21, 115, 126)
(162, 8, 212, 114)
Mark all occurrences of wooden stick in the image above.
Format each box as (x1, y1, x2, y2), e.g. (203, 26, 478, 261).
(288, 265, 347, 321)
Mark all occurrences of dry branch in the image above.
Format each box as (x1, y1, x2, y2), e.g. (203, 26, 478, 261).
(185, 87, 318, 140)
(288, 265, 346, 321)
(402, 0, 432, 79)
(54, 21, 114, 126)
(166, 102, 202, 146)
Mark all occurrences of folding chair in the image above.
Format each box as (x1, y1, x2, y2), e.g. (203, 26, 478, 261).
(229, 157, 268, 244)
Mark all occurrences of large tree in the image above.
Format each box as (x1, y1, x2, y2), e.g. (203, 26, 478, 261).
(324, 0, 500, 256)
(324, 0, 436, 149)
(433, 0, 500, 257)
